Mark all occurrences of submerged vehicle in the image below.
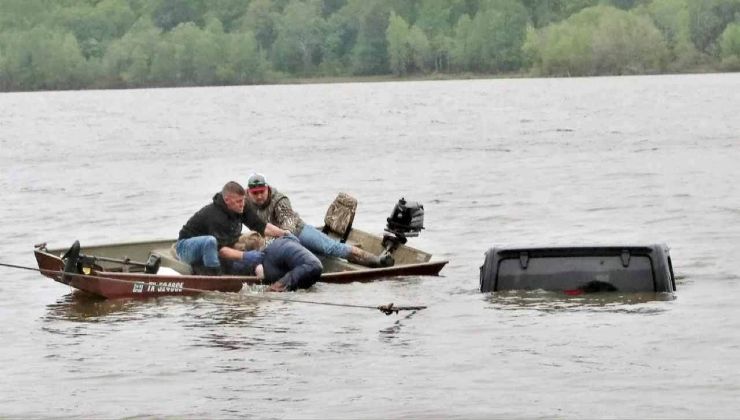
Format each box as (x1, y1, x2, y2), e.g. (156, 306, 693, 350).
(33, 196, 447, 299)
(480, 244, 675, 294)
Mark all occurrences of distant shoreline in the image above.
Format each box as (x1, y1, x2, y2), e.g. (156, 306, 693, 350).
(3, 69, 733, 94)
(272, 68, 730, 85)
(3, 2, 739, 93)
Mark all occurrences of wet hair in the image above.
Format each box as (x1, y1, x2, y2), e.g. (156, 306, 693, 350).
(234, 231, 265, 251)
(222, 181, 245, 196)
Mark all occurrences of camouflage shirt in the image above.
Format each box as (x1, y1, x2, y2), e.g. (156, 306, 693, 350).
(245, 187, 306, 235)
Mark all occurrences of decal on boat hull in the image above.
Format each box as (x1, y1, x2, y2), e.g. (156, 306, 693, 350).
(133, 281, 184, 293)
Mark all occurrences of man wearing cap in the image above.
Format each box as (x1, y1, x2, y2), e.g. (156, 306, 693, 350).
(176, 181, 286, 275)
(245, 173, 393, 268)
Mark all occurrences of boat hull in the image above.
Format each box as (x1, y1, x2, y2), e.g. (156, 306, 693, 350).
(34, 236, 448, 299)
(34, 250, 244, 299)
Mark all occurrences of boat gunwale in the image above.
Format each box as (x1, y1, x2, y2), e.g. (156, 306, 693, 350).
(34, 247, 448, 284)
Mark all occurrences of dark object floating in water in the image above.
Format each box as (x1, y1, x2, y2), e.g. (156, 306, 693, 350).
(480, 245, 675, 293)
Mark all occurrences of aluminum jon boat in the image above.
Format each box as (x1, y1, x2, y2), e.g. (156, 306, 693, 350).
(33, 196, 447, 299)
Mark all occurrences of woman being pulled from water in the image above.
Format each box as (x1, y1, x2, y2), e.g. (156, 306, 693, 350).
(229, 231, 323, 292)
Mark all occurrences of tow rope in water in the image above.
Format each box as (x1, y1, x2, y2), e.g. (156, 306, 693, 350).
(0, 261, 426, 315)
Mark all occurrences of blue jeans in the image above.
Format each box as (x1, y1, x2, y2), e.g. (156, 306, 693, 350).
(175, 236, 220, 268)
(298, 224, 351, 258)
(263, 234, 323, 291)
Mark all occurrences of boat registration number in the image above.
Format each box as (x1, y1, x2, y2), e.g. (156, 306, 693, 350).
(132, 281, 184, 293)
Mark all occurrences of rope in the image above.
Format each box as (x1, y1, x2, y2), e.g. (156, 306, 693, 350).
(0, 261, 426, 315)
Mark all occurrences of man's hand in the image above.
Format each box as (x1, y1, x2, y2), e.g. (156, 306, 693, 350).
(264, 223, 288, 238)
(267, 281, 286, 292)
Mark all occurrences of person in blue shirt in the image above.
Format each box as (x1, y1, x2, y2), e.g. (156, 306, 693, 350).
(230, 231, 323, 292)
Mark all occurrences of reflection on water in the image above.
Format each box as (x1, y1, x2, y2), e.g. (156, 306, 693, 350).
(43, 290, 278, 352)
(182, 293, 261, 327)
(43, 290, 263, 324)
(379, 309, 422, 345)
(484, 289, 675, 313)
(44, 292, 136, 322)
(184, 294, 267, 351)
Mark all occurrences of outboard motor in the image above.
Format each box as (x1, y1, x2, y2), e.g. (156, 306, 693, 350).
(382, 198, 425, 254)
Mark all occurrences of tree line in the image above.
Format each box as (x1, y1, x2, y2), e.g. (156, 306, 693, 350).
(1, 0, 739, 91)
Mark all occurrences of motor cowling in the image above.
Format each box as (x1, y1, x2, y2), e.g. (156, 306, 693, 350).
(386, 198, 424, 239)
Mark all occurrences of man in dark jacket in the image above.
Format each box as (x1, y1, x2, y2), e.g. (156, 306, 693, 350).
(176, 181, 286, 275)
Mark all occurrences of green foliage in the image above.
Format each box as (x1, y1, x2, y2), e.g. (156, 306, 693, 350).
(351, 1, 392, 75)
(645, 0, 689, 48)
(590, 8, 668, 74)
(0, 0, 52, 30)
(0, 27, 90, 90)
(450, 14, 473, 70)
(415, 0, 456, 72)
(101, 17, 266, 87)
(102, 18, 162, 86)
(415, 0, 452, 36)
(720, 23, 740, 70)
(152, 0, 206, 31)
(529, 5, 668, 76)
(688, 0, 740, 55)
(54, 0, 137, 58)
(240, 0, 279, 51)
(321, 8, 358, 74)
(452, 0, 529, 72)
(225, 32, 269, 83)
(386, 11, 433, 75)
(408, 25, 432, 71)
(203, 0, 251, 32)
(607, 0, 646, 10)
(0, 0, 739, 91)
(521, 0, 598, 28)
(644, 0, 701, 70)
(271, 0, 326, 74)
(387, 12, 411, 75)
(320, 0, 348, 17)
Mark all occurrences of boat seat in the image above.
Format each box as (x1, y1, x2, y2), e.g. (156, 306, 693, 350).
(150, 245, 193, 275)
(321, 192, 357, 243)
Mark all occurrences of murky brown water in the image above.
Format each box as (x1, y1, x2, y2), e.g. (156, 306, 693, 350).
(1, 74, 740, 417)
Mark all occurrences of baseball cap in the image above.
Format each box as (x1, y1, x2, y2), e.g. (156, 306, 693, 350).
(247, 173, 268, 192)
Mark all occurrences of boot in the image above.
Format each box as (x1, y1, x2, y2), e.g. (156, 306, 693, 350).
(347, 247, 395, 268)
(378, 251, 395, 267)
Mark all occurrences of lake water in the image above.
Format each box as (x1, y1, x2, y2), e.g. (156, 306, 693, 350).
(1, 74, 739, 418)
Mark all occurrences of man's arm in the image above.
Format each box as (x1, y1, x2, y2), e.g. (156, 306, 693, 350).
(219, 246, 264, 265)
(272, 199, 302, 234)
(264, 223, 288, 238)
(218, 246, 244, 261)
(241, 205, 268, 234)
